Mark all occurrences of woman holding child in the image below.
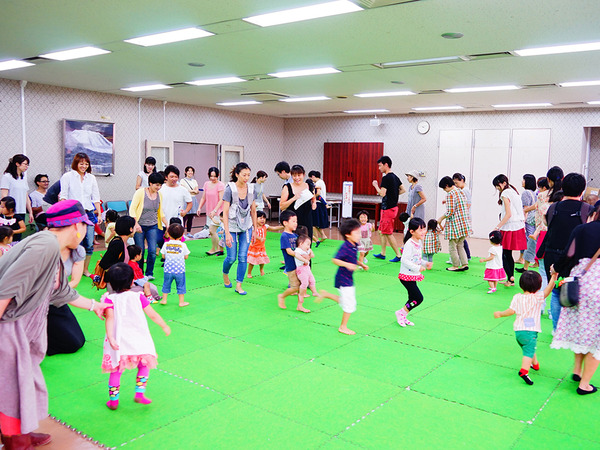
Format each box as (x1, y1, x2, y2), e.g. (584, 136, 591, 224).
(0, 200, 107, 448)
(222, 162, 257, 296)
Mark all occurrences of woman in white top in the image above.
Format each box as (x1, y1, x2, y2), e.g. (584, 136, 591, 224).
(1, 154, 34, 224)
(135, 156, 156, 190)
(493, 174, 527, 286)
(59, 152, 102, 276)
(308, 170, 328, 246)
(181, 166, 200, 237)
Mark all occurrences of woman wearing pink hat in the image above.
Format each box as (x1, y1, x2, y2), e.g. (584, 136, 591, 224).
(0, 200, 107, 449)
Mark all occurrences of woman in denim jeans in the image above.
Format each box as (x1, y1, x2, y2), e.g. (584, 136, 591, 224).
(130, 172, 167, 279)
(222, 163, 257, 295)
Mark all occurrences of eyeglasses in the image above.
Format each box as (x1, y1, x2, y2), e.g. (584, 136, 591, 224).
(40, 180, 49, 183)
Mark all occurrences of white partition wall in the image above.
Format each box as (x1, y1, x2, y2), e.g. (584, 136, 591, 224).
(436, 130, 474, 220)
(470, 130, 511, 238)
(509, 129, 551, 182)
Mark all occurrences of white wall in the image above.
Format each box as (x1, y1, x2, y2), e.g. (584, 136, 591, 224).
(0, 78, 285, 202)
(284, 109, 600, 221)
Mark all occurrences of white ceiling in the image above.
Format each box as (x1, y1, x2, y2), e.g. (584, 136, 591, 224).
(2, 0, 600, 117)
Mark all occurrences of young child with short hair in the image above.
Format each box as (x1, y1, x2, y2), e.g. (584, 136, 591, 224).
(160, 223, 190, 307)
(317, 219, 367, 335)
(294, 234, 317, 310)
(102, 263, 170, 410)
(422, 219, 442, 263)
(247, 210, 283, 278)
(104, 209, 119, 247)
(127, 245, 161, 303)
(277, 210, 305, 311)
(357, 210, 373, 266)
(0, 196, 26, 242)
(397, 218, 432, 327)
(493, 269, 558, 385)
(480, 230, 506, 293)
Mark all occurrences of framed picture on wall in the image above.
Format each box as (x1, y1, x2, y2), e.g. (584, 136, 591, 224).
(63, 119, 115, 175)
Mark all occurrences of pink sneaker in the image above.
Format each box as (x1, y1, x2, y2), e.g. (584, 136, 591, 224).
(404, 317, 414, 326)
(487, 288, 497, 294)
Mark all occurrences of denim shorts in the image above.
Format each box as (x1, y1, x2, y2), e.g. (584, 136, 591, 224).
(162, 272, 186, 294)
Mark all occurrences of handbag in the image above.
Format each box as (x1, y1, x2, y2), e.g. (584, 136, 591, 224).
(92, 260, 107, 290)
(559, 247, 600, 307)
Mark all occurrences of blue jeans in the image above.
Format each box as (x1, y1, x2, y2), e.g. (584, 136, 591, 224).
(162, 272, 186, 294)
(223, 228, 252, 283)
(551, 288, 562, 331)
(134, 224, 159, 277)
(423, 253, 434, 262)
(80, 223, 95, 255)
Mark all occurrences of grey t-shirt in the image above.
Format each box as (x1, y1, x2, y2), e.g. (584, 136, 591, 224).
(407, 184, 425, 220)
(139, 190, 160, 226)
(64, 245, 86, 276)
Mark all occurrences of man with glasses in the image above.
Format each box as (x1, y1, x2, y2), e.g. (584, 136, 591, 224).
(29, 173, 50, 230)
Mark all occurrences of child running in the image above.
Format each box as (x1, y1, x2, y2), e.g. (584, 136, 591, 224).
(277, 210, 307, 311)
(102, 263, 170, 410)
(422, 219, 442, 263)
(396, 218, 432, 327)
(357, 210, 373, 265)
(294, 234, 318, 305)
(0, 225, 14, 256)
(317, 219, 367, 335)
(160, 223, 190, 307)
(247, 210, 282, 278)
(480, 230, 506, 293)
(127, 245, 161, 302)
(493, 269, 558, 385)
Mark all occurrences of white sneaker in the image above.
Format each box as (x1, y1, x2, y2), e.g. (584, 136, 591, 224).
(446, 259, 452, 264)
(363, 258, 368, 264)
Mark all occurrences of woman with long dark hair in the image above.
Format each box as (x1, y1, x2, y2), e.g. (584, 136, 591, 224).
(135, 156, 157, 190)
(222, 163, 257, 295)
(492, 174, 527, 286)
(280, 165, 316, 243)
(1, 154, 34, 231)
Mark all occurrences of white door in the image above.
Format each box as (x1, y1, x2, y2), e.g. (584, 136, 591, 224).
(220, 145, 244, 181)
(436, 130, 474, 220)
(509, 129, 551, 182)
(470, 130, 511, 238)
(146, 140, 174, 171)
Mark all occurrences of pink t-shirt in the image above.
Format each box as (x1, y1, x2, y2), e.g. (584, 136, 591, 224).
(202, 181, 225, 214)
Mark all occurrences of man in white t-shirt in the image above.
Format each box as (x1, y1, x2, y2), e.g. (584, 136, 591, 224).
(160, 165, 192, 223)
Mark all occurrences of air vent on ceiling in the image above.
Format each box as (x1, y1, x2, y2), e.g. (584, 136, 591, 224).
(419, 89, 444, 95)
(354, 0, 419, 8)
(522, 83, 557, 89)
(466, 51, 513, 61)
(557, 101, 587, 105)
(241, 91, 289, 101)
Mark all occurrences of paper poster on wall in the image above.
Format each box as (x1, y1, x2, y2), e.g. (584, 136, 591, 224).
(63, 119, 115, 175)
(342, 181, 353, 218)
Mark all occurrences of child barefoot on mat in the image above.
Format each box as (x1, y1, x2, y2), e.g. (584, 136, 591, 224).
(493, 269, 558, 385)
(247, 210, 283, 278)
(294, 234, 318, 308)
(160, 223, 190, 307)
(278, 210, 308, 312)
(357, 210, 373, 266)
(102, 263, 170, 410)
(317, 218, 367, 335)
(397, 218, 432, 327)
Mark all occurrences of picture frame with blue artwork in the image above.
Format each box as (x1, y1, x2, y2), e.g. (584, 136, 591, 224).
(63, 119, 115, 175)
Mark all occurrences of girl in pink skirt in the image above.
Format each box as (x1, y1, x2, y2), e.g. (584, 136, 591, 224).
(480, 230, 506, 293)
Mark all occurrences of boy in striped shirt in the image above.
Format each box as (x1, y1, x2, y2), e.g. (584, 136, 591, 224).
(494, 270, 558, 385)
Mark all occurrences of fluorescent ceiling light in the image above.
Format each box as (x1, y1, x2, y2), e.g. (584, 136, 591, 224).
(124, 27, 214, 47)
(344, 109, 389, 114)
(280, 96, 330, 102)
(0, 59, 34, 71)
(588, 101, 600, 105)
(216, 101, 262, 106)
(185, 77, 246, 86)
(514, 41, 600, 57)
(492, 103, 552, 108)
(243, 0, 362, 27)
(40, 46, 110, 61)
(412, 106, 464, 111)
(378, 56, 462, 68)
(121, 84, 172, 92)
(268, 67, 340, 78)
(444, 85, 520, 93)
(354, 91, 416, 98)
(559, 80, 600, 87)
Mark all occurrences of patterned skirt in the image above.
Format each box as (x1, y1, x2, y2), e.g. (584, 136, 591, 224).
(551, 258, 600, 360)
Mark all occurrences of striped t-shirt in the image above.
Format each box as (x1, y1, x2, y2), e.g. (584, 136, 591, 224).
(510, 291, 545, 332)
